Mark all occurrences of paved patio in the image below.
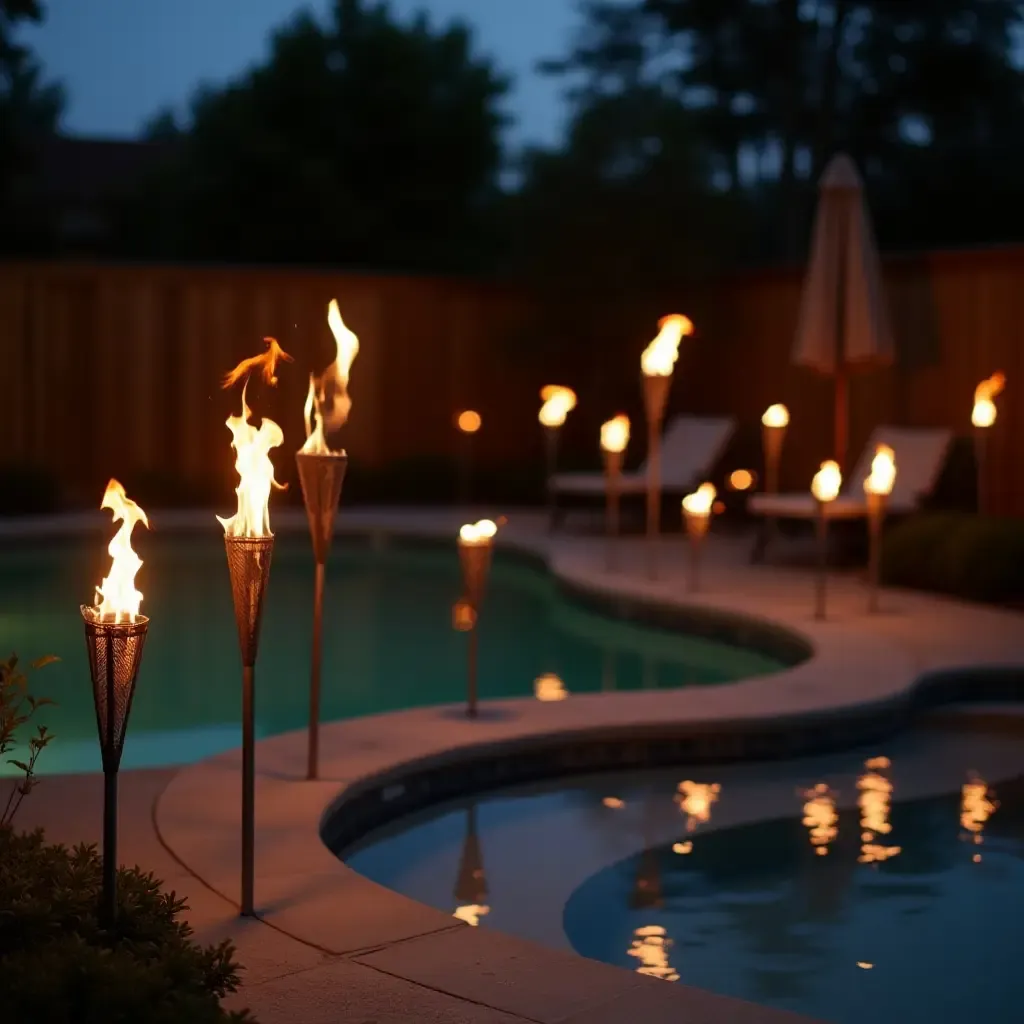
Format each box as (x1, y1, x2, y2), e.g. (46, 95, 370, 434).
(9, 507, 1024, 1022)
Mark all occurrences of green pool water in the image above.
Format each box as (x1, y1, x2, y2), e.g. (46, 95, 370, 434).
(0, 532, 786, 774)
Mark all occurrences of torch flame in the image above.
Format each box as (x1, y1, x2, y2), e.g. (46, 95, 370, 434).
(762, 403, 790, 428)
(864, 444, 897, 496)
(811, 460, 842, 502)
(218, 342, 291, 538)
(601, 414, 630, 453)
(972, 372, 1005, 428)
(534, 673, 569, 701)
(641, 314, 693, 377)
(91, 479, 149, 623)
(459, 519, 497, 545)
(538, 386, 577, 428)
(302, 300, 360, 455)
(682, 482, 717, 517)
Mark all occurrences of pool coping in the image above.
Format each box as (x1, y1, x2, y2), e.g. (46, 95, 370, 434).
(10, 507, 1024, 1023)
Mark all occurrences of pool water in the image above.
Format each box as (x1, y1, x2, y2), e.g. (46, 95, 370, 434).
(344, 714, 1024, 1024)
(0, 533, 784, 774)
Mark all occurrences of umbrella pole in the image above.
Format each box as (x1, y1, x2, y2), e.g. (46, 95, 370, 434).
(834, 368, 848, 471)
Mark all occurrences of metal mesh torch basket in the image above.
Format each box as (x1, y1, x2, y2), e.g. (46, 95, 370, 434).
(224, 536, 275, 666)
(81, 611, 149, 773)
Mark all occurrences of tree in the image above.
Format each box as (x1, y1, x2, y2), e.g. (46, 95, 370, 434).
(0, 0, 64, 253)
(135, 0, 509, 272)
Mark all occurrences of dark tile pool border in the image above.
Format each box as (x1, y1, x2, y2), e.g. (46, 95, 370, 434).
(322, 666, 1024, 856)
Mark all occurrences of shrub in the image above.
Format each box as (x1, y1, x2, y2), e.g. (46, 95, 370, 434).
(0, 827, 254, 1023)
(881, 512, 1024, 603)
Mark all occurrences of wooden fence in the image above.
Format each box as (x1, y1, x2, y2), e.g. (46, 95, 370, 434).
(2, 249, 1023, 513)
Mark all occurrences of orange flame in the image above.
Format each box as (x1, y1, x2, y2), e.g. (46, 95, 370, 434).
(534, 673, 569, 701)
(682, 482, 717, 517)
(811, 460, 842, 502)
(459, 519, 497, 545)
(641, 314, 693, 377)
(972, 372, 1005, 428)
(600, 414, 630, 453)
(457, 410, 482, 434)
(90, 479, 149, 623)
(539, 386, 577, 428)
(762, 403, 790, 428)
(864, 444, 896, 496)
(218, 342, 291, 538)
(302, 300, 360, 455)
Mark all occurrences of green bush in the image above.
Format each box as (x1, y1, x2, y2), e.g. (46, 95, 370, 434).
(0, 828, 254, 1023)
(881, 512, 1024, 602)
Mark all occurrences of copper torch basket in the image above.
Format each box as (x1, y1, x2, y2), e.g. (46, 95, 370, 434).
(684, 511, 711, 592)
(642, 372, 673, 580)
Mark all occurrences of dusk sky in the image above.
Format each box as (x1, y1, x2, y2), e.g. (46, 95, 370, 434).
(22, 0, 589, 149)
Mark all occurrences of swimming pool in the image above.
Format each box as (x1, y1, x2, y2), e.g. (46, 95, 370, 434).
(344, 712, 1024, 1024)
(0, 532, 787, 774)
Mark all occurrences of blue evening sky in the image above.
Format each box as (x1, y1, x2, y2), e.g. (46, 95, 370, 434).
(22, 0, 589, 149)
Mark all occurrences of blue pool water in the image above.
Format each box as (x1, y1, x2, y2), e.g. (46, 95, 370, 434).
(0, 532, 785, 773)
(344, 715, 1024, 1024)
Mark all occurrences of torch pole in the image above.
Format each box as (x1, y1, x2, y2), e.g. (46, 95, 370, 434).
(866, 491, 885, 614)
(82, 612, 148, 930)
(458, 539, 492, 719)
(761, 422, 785, 553)
(814, 500, 829, 621)
(642, 373, 672, 581)
(223, 534, 275, 918)
(545, 426, 559, 533)
(974, 427, 988, 517)
(467, 624, 479, 718)
(685, 513, 709, 593)
(603, 449, 623, 573)
(241, 663, 255, 916)
(296, 451, 347, 781)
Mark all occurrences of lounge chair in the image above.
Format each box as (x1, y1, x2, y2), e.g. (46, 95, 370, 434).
(550, 415, 736, 527)
(748, 425, 953, 557)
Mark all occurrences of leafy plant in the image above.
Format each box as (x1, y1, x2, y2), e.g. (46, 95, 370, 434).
(1, 652, 57, 827)
(0, 827, 255, 1022)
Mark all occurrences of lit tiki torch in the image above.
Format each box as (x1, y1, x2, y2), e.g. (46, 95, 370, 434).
(810, 459, 842, 620)
(640, 314, 694, 580)
(81, 479, 150, 927)
(971, 372, 1004, 516)
(538, 385, 577, 531)
(600, 414, 630, 573)
(681, 482, 716, 592)
(218, 337, 290, 917)
(458, 518, 497, 718)
(863, 444, 896, 613)
(296, 300, 358, 781)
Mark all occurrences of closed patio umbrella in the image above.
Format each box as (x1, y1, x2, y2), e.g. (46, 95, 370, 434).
(792, 153, 894, 469)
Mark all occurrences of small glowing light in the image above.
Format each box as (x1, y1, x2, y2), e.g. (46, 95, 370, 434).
(453, 904, 489, 926)
(802, 783, 838, 855)
(682, 482, 717, 518)
(972, 372, 1005, 428)
(811, 460, 842, 503)
(641, 314, 693, 377)
(858, 757, 901, 864)
(457, 409, 482, 434)
(857, 962, 874, 970)
(459, 519, 497, 545)
(673, 841, 693, 855)
(600, 414, 630, 454)
(628, 924, 679, 982)
(677, 780, 720, 830)
(602, 796, 625, 809)
(538, 386, 577, 428)
(452, 599, 476, 631)
(762, 403, 790, 428)
(534, 673, 568, 701)
(729, 469, 755, 491)
(864, 444, 896, 496)
(961, 773, 997, 853)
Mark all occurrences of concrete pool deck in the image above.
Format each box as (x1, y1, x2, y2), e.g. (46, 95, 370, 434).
(8, 507, 1024, 1022)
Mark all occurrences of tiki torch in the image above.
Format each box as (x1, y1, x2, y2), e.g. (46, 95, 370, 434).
(863, 444, 896, 613)
(810, 460, 842, 620)
(458, 518, 497, 718)
(455, 410, 481, 507)
(640, 314, 694, 580)
(971, 372, 1004, 517)
(218, 337, 290, 917)
(296, 299, 358, 780)
(681, 482, 716, 592)
(761, 403, 789, 494)
(600, 414, 630, 573)
(81, 479, 150, 928)
(538, 385, 577, 532)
